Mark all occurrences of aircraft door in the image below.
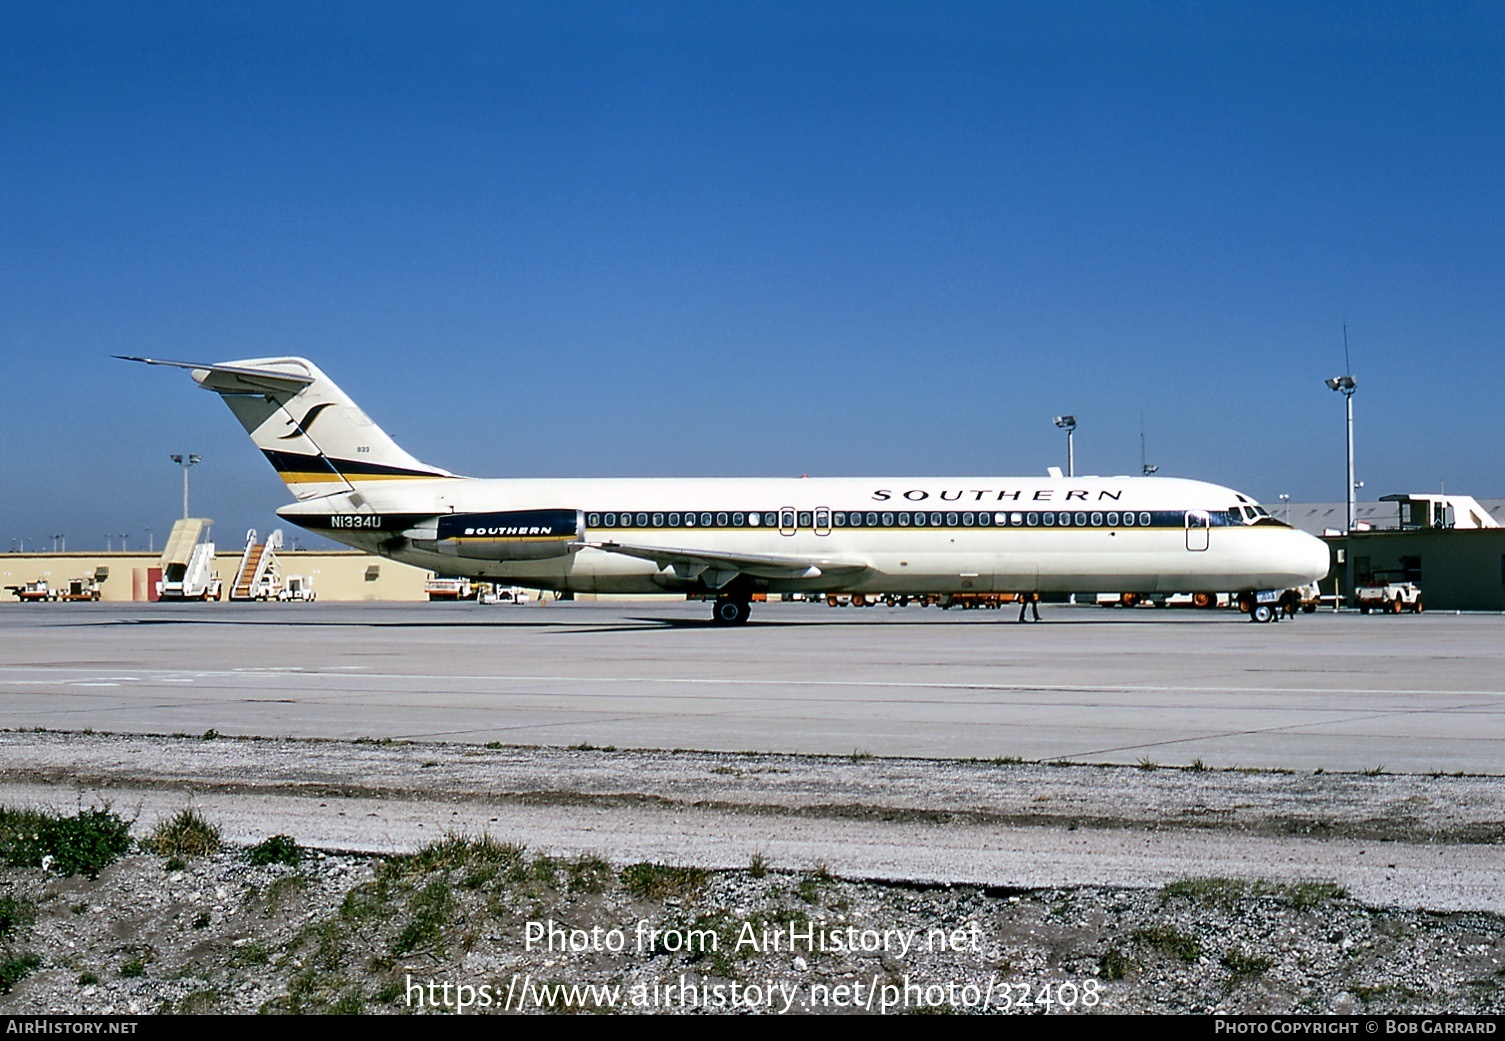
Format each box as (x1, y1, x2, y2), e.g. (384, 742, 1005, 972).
(779, 508, 797, 536)
(814, 508, 831, 536)
(1185, 510, 1211, 552)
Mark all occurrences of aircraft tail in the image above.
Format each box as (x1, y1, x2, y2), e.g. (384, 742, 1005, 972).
(122, 356, 454, 500)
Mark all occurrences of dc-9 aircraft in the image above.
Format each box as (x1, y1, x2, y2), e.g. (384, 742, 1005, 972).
(125, 356, 1330, 625)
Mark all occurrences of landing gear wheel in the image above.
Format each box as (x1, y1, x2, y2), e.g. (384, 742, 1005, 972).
(1251, 603, 1275, 624)
(712, 599, 750, 625)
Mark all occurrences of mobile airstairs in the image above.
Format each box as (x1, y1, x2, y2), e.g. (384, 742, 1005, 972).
(229, 528, 285, 600)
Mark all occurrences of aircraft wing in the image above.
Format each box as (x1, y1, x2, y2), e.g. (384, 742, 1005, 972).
(584, 540, 872, 589)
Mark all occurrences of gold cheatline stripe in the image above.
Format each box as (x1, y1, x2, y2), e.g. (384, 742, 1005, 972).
(277, 472, 449, 484)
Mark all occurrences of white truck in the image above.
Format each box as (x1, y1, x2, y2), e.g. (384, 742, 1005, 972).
(1355, 574, 1423, 614)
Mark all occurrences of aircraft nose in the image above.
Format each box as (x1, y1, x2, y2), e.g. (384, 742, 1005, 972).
(1296, 531, 1332, 584)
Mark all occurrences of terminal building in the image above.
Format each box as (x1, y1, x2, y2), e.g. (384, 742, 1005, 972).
(1282, 494, 1505, 612)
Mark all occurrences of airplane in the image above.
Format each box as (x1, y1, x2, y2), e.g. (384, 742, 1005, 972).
(123, 355, 1331, 625)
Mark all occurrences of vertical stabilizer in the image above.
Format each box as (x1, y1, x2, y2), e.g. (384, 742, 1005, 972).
(122, 356, 454, 500)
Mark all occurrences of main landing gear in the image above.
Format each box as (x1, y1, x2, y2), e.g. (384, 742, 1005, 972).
(711, 597, 751, 625)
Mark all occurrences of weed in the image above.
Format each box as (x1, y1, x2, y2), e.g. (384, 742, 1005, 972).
(0, 953, 42, 993)
(145, 809, 220, 858)
(483, 741, 503, 749)
(0, 805, 133, 878)
(1136, 757, 1158, 771)
(1222, 950, 1275, 977)
(566, 854, 613, 894)
(0, 895, 32, 940)
(236, 941, 271, 966)
(263, 875, 309, 916)
(392, 877, 455, 956)
(191, 912, 211, 930)
(748, 852, 769, 879)
(1188, 758, 1209, 772)
(1131, 925, 1201, 963)
(849, 749, 873, 761)
(1283, 881, 1348, 909)
(247, 834, 303, 867)
(173, 988, 221, 1014)
(119, 949, 153, 978)
(1161, 877, 1347, 910)
(201, 729, 220, 741)
(1100, 946, 1133, 980)
(795, 864, 834, 904)
(620, 862, 710, 900)
(330, 987, 367, 1014)
(77, 971, 99, 986)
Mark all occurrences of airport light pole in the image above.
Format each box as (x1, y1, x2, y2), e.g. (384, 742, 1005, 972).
(1279, 493, 1290, 522)
(1324, 376, 1357, 532)
(170, 453, 202, 519)
(1053, 416, 1077, 477)
(145, 527, 153, 553)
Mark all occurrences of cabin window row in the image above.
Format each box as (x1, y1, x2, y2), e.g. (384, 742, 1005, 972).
(584, 510, 1223, 530)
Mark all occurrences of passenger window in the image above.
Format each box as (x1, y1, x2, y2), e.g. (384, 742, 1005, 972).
(636, 513, 648, 527)
(700, 513, 712, 527)
(961, 512, 974, 526)
(652, 513, 663, 527)
(716, 513, 728, 527)
(1075, 513, 1087, 526)
(1043, 513, 1055, 527)
(764, 512, 779, 527)
(1106, 512, 1119, 526)
(798, 511, 812, 528)
(1139, 512, 1152, 526)
(881, 512, 893, 526)
(587, 513, 600, 527)
(898, 513, 910, 526)
(1091, 512, 1102, 526)
(668, 513, 681, 526)
(732, 512, 745, 526)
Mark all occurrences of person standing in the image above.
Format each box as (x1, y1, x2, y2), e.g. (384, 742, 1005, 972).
(1018, 592, 1041, 623)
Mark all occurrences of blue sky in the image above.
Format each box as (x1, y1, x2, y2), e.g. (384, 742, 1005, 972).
(2, 2, 1501, 550)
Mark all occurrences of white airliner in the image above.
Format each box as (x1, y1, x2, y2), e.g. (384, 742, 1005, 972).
(125, 356, 1330, 624)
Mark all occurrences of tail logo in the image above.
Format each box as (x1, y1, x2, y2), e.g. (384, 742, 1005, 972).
(278, 401, 335, 440)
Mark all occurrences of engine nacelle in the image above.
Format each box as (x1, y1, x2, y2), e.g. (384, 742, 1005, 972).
(433, 509, 582, 561)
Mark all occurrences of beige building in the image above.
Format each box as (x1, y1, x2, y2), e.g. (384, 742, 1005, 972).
(2, 549, 433, 602)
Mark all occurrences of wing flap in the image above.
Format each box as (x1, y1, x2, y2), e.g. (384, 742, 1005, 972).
(585, 540, 871, 585)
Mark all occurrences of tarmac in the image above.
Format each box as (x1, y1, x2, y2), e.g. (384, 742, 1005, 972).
(2, 599, 1502, 908)
(0, 599, 1501, 772)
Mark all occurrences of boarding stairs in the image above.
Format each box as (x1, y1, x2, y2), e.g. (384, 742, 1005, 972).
(157, 518, 220, 600)
(230, 528, 283, 601)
